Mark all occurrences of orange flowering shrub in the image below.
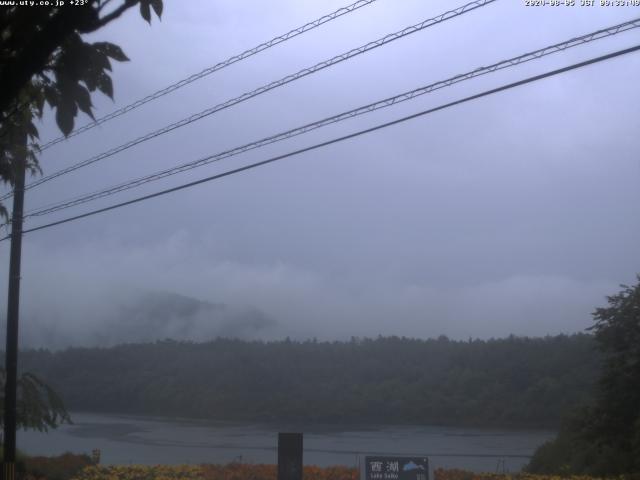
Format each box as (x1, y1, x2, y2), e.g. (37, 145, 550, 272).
(21, 453, 94, 480)
(71, 463, 359, 480)
(62, 464, 640, 480)
(432, 468, 631, 480)
(201, 463, 276, 480)
(303, 466, 358, 480)
(72, 464, 203, 480)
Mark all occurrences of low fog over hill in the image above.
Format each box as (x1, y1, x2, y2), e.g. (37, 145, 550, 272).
(19, 290, 276, 349)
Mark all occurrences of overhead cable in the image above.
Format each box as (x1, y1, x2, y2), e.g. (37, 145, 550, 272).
(38, 0, 381, 151)
(24, 17, 640, 218)
(7, 0, 496, 199)
(3, 43, 637, 242)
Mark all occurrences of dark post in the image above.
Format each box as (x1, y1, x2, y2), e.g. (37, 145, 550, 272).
(278, 433, 303, 480)
(3, 155, 26, 480)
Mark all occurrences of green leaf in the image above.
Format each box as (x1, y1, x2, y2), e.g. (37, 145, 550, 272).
(89, 47, 112, 72)
(0, 370, 70, 432)
(55, 102, 76, 136)
(83, 67, 99, 92)
(27, 150, 42, 176)
(93, 42, 129, 62)
(26, 120, 39, 140)
(34, 91, 45, 118)
(140, 0, 151, 24)
(97, 72, 113, 99)
(73, 83, 94, 120)
(150, 0, 163, 19)
(43, 85, 59, 108)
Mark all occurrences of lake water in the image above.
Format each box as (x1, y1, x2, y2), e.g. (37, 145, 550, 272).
(18, 412, 555, 473)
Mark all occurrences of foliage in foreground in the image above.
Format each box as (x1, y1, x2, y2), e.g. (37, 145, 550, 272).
(433, 468, 639, 480)
(0, 369, 71, 432)
(64, 464, 640, 480)
(527, 277, 640, 476)
(70, 464, 358, 480)
(21, 453, 94, 480)
(0, 1, 163, 219)
(18, 460, 640, 480)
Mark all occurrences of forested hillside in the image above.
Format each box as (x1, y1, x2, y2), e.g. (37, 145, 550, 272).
(17, 334, 599, 427)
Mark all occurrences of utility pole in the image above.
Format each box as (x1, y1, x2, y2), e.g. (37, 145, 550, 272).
(3, 142, 26, 480)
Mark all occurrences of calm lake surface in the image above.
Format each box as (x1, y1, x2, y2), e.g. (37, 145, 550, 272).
(18, 412, 555, 473)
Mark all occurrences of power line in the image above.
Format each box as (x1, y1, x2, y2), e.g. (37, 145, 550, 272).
(3, 43, 637, 242)
(37, 0, 380, 151)
(7, 0, 495, 199)
(22, 16, 640, 219)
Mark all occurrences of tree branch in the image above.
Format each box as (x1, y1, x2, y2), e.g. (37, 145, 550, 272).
(94, 0, 138, 29)
(0, 0, 142, 118)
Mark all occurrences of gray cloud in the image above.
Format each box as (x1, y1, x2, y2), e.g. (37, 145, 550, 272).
(1, 0, 639, 348)
(1, 232, 622, 348)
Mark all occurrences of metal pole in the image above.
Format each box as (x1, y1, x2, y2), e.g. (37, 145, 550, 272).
(3, 151, 26, 480)
(278, 433, 303, 480)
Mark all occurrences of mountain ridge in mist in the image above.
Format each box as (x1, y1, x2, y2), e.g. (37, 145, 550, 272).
(20, 289, 277, 349)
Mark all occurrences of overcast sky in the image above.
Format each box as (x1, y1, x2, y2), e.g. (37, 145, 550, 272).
(1, 0, 639, 347)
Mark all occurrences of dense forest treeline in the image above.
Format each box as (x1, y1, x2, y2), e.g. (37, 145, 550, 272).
(526, 279, 640, 476)
(15, 334, 599, 428)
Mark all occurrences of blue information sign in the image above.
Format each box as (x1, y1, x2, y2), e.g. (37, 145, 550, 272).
(364, 456, 429, 480)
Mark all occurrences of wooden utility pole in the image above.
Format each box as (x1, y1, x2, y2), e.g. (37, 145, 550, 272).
(3, 148, 26, 480)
